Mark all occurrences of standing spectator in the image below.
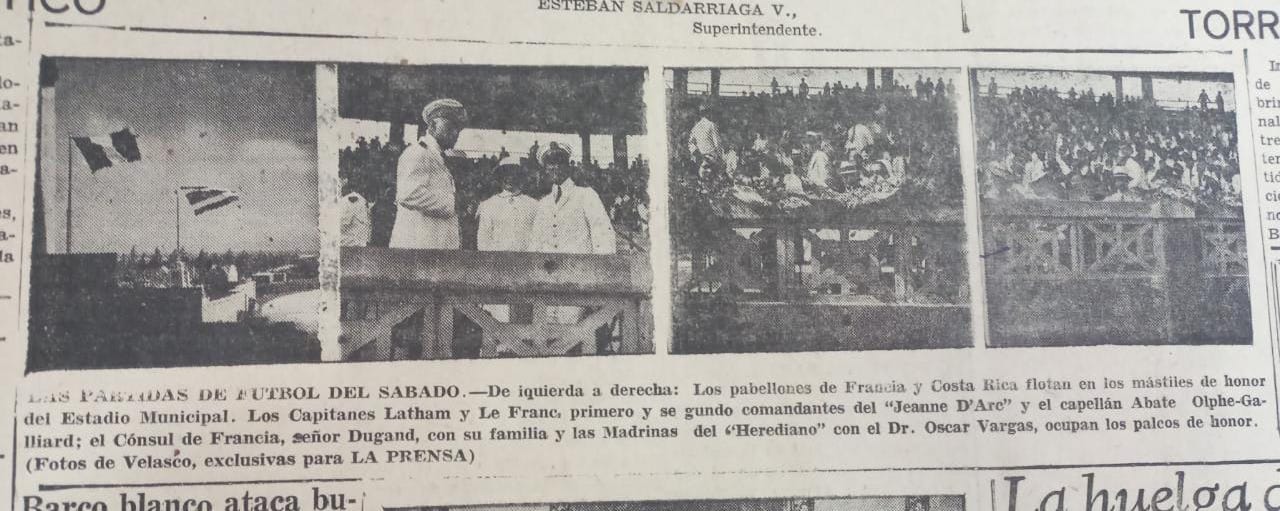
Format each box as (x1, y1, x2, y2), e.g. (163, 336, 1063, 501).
(687, 102, 724, 164)
(806, 138, 833, 188)
(340, 178, 372, 247)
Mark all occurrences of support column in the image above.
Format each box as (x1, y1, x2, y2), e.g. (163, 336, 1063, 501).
(315, 63, 343, 362)
(579, 132, 593, 167)
(1113, 74, 1125, 99)
(1163, 220, 1199, 344)
(1140, 74, 1155, 102)
(389, 122, 405, 146)
(894, 228, 912, 302)
(612, 133, 628, 169)
(672, 69, 689, 95)
(710, 69, 721, 97)
(434, 301, 454, 359)
(880, 68, 895, 90)
(36, 59, 57, 255)
(637, 297, 653, 353)
(866, 68, 876, 91)
(774, 227, 797, 300)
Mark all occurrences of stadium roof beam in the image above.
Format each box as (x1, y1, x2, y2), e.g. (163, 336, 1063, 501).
(1114, 72, 1184, 102)
(337, 63, 647, 139)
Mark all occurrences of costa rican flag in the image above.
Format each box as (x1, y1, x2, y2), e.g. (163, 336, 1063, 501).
(71, 128, 142, 172)
(183, 186, 241, 216)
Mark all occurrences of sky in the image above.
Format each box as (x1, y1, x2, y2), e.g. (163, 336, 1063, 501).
(334, 118, 648, 165)
(974, 69, 1236, 111)
(662, 68, 1236, 111)
(667, 68, 960, 96)
(48, 59, 319, 255)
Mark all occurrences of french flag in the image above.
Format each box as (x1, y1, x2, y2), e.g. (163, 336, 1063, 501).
(71, 128, 142, 172)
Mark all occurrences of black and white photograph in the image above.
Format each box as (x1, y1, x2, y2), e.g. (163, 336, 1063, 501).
(668, 67, 971, 354)
(336, 64, 653, 360)
(973, 68, 1251, 346)
(391, 496, 964, 511)
(26, 58, 321, 371)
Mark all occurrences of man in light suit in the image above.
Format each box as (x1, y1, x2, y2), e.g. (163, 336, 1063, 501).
(529, 146, 616, 255)
(389, 99, 468, 249)
(687, 102, 723, 164)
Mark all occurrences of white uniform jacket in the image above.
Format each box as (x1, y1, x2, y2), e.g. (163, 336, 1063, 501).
(389, 135, 459, 249)
(528, 178, 616, 255)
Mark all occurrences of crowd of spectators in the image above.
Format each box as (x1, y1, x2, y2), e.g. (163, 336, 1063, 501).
(975, 81, 1241, 210)
(674, 74, 964, 216)
(339, 136, 649, 251)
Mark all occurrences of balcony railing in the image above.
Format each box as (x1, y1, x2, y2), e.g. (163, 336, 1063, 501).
(677, 200, 968, 306)
(340, 247, 653, 360)
(981, 199, 1250, 346)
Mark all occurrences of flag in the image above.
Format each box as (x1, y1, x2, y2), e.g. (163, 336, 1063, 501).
(71, 128, 142, 172)
(110, 129, 142, 162)
(184, 187, 240, 216)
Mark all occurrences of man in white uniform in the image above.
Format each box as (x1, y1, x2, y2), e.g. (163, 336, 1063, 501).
(389, 99, 468, 249)
(476, 156, 538, 252)
(529, 146, 616, 255)
(687, 103, 723, 164)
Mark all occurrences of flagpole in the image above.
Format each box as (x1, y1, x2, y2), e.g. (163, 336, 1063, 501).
(175, 189, 181, 254)
(65, 137, 72, 253)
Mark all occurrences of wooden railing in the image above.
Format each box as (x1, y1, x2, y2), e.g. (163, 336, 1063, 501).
(340, 248, 653, 360)
(982, 199, 1250, 345)
(672, 197, 1250, 350)
(679, 213, 968, 306)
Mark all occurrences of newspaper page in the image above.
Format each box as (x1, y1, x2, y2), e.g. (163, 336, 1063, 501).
(1, 1, 1279, 510)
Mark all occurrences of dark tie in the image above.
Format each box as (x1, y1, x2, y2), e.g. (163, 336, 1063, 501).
(555, 185, 562, 203)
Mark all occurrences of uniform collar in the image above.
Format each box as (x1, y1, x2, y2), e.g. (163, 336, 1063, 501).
(418, 135, 442, 153)
(551, 178, 576, 206)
